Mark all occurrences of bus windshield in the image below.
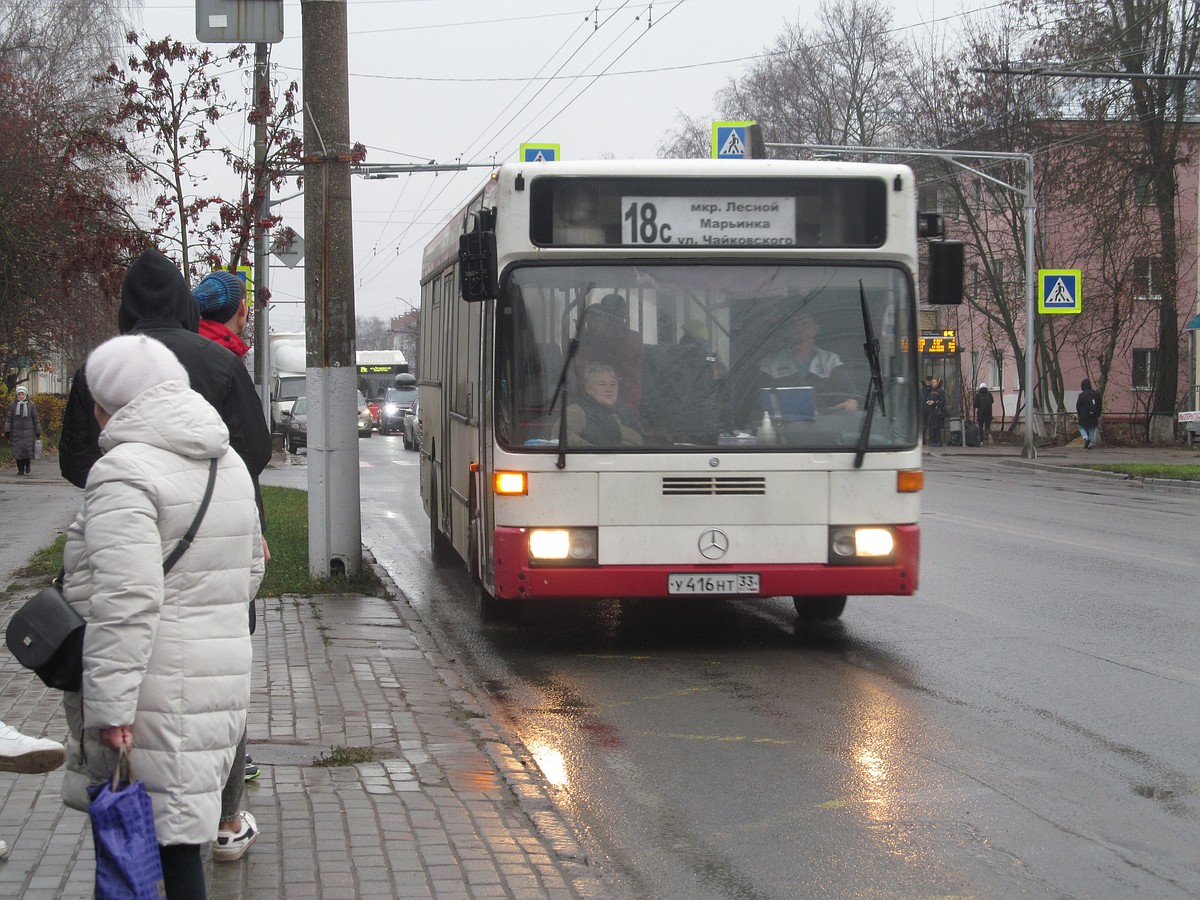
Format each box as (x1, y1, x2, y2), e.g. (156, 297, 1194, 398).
(495, 263, 918, 453)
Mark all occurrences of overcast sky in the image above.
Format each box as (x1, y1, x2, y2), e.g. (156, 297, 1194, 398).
(133, 0, 991, 335)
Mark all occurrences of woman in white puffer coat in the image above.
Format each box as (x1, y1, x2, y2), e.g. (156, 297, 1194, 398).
(60, 334, 264, 898)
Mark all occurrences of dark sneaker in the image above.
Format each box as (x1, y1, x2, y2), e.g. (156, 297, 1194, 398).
(244, 757, 260, 782)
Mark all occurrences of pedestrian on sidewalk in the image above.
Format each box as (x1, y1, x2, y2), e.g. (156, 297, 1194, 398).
(58, 251, 272, 860)
(59, 334, 264, 898)
(925, 377, 946, 446)
(4, 386, 41, 475)
(194, 267, 267, 842)
(973, 383, 994, 445)
(0, 719, 66, 862)
(1076, 378, 1102, 449)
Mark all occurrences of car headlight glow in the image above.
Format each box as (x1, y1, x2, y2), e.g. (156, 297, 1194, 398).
(383, 404, 398, 415)
(528, 528, 598, 566)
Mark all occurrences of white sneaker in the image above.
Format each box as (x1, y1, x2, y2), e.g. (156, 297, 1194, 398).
(0, 722, 65, 774)
(0, 838, 10, 860)
(213, 810, 259, 862)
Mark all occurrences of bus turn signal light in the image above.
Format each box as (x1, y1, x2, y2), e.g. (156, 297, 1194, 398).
(897, 470, 923, 493)
(493, 471, 528, 495)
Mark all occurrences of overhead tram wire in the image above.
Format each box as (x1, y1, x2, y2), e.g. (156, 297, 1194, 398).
(353, 2, 658, 296)
(461, 0, 638, 161)
(352, 3, 630, 291)
(524, 0, 689, 140)
(454, 13, 598, 164)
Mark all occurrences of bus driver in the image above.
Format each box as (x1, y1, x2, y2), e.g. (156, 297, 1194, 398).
(757, 310, 859, 413)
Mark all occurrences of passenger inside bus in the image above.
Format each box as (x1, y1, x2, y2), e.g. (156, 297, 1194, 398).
(742, 310, 860, 430)
(576, 293, 643, 409)
(566, 364, 643, 446)
(642, 319, 727, 444)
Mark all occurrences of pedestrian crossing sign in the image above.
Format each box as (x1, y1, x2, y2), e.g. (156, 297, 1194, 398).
(519, 143, 559, 162)
(237, 264, 253, 309)
(1038, 269, 1082, 314)
(712, 121, 754, 159)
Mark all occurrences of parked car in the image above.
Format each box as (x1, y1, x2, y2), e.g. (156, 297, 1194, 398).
(402, 399, 421, 451)
(357, 390, 373, 438)
(377, 375, 418, 434)
(283, 396, 307, 454)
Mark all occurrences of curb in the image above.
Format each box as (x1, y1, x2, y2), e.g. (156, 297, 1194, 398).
(1000, 457, 1200, 492)
(361, 552, 609, 894)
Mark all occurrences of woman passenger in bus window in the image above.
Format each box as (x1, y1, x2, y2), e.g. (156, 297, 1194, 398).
(567, 364, 644, 446)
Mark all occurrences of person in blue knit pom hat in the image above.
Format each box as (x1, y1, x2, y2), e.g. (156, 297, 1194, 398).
(194, 270, 249, 356)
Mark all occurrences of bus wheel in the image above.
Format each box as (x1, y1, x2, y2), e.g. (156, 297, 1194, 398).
(430, 497, 454, 567)
(793, 595, 847, 621)
(477, 586, 517, 622)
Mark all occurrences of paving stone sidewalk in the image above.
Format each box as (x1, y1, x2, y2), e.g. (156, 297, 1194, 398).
(0, 543, 607, 898)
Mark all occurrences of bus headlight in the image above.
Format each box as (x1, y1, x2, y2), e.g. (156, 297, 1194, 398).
(829, 526, 895, 563)
(528, 528, 598, 566)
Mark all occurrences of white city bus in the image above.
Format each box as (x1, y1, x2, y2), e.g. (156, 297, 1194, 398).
(418, 159, 961, 619)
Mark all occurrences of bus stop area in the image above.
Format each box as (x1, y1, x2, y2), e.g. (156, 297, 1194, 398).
(0, 469, 604, 899)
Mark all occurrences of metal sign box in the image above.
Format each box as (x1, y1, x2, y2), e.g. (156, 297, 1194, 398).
(196, 0, 284, 44)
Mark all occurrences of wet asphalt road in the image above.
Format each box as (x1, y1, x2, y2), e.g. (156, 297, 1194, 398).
(271, 440, 1200, 899)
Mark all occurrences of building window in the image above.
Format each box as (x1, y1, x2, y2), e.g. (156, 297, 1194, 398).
(1132, 256, 1162, 299)
(1132, 348, 1157, 390)
(1133, 170, 1154, 207)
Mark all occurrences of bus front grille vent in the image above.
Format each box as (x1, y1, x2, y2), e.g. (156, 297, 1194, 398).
(662, 476, 767, 496)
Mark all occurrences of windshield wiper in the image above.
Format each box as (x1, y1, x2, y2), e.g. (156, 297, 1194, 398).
(854, 280, 885, 469)
(548, 298, 592, 469)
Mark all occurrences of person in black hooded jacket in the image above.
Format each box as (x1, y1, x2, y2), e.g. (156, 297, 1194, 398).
(59, 248, 272, 496)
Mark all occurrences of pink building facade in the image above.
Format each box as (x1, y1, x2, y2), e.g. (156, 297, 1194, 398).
(917, 126, 1200, 440)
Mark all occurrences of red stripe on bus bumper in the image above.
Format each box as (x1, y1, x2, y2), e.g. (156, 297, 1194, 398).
(491, 525, 919, 600)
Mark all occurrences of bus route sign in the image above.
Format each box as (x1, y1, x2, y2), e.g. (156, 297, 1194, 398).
(1038, 269, 1082, 314)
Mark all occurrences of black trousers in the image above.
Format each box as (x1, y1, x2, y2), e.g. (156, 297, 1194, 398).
(159, 843, 206, 899)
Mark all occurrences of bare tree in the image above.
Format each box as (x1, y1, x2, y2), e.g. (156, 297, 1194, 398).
(657, 111, 711, 159)
(719, 0, 906, 149)
(92, 33, 252, 278)
(0, 0, 139, 380)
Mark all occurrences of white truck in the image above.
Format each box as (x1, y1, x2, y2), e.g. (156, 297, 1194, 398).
(269, 332, 306, 433)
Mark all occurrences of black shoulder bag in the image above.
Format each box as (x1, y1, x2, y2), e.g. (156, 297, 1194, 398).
(5, 458, 219, 692)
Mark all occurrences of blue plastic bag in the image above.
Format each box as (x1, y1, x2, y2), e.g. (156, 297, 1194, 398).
(88, 747, 165, 900)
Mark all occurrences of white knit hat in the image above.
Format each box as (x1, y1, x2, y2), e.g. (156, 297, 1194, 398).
(87, 334, 188, 414)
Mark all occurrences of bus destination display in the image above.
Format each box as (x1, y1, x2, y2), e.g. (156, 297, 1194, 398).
(621, 197, 796, 246)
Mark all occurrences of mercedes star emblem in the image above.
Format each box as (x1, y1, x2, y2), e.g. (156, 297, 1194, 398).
(698, 529, 730, 560)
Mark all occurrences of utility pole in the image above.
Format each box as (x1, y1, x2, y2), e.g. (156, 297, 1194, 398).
(301, 0, 361, 577)
(252, 41, 271, 428)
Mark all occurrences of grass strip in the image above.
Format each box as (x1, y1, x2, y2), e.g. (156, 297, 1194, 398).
(1077, 463, 1200, 481)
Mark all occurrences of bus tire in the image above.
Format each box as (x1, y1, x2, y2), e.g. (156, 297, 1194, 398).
(429, 495, 454, 568)
(793, 595, 847, 621)
(476, 585, 509, 621)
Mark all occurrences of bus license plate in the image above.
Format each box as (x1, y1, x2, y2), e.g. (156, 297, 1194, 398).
(668, 573, 760, 595)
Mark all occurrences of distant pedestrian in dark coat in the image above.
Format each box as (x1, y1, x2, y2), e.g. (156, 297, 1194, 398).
(1076, 378, 1101, 449)
(920, 376, 933, 441)
(925, 377, 946, 446)
(973, 382, 994, 445)
(4, 386, 41, 475)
